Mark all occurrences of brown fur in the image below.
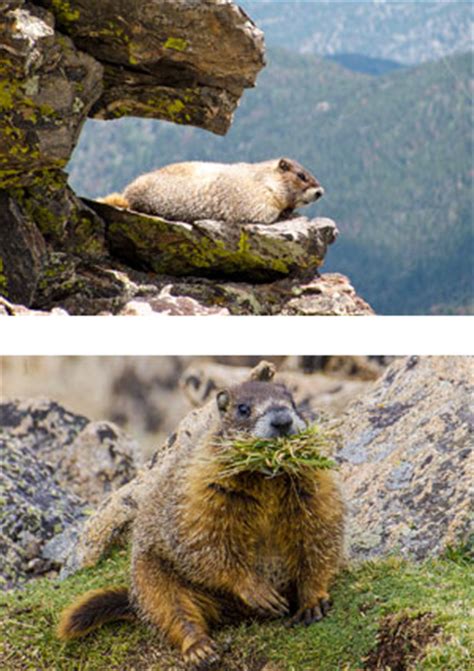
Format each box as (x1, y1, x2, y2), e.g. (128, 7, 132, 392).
(58, 382, 344, 668)
(57, 587, 132, 640)
(101, 158, 324, 224)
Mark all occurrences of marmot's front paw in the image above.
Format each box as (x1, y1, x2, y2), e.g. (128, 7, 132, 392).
(238, 581, 289, 617)
(285, 597, 332, 627)
(184, 635, 220, 669)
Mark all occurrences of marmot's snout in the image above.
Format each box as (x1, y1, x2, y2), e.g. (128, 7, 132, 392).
(268, 407, 295, 436)
(314, 186, 325, 200)
(303, 185, 324, 204)
(254, 404, 305, 438)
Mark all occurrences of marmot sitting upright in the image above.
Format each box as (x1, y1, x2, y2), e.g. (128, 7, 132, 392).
(57, 381, 345, 669)
(102, 157, 324, 224)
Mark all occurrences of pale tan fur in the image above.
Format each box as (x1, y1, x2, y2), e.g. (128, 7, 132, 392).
(102, 158, 324, 224)
(100, 192, 129, 209)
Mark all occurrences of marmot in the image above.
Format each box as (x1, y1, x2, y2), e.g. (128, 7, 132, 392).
(57, 381, 345, 669)
(102, 157, 324, 224)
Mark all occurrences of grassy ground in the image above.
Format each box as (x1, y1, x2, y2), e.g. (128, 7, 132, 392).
(0, 548, 472, 671)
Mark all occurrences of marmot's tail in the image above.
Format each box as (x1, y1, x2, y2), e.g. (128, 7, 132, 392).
(99, 192, 130, 209)
(57, 587, 133, 640)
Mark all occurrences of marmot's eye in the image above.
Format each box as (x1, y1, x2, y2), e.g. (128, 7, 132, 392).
(237, 404, 251, 417)
(297, 172, 307, 182)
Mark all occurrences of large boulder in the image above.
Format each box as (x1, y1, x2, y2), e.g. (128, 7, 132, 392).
(0, 398, 140, 588)
(0, 398, 139, 505)
(0, 435, 86, 589)
(339, 356, 473, 560)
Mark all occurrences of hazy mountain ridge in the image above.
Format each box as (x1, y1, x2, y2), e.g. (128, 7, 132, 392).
(241, 0, 473, 64)
(69, 49, 472, 315)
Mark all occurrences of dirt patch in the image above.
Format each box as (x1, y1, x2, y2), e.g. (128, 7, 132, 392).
(364, 612, 441, 670)
(122, 630, 273, 671)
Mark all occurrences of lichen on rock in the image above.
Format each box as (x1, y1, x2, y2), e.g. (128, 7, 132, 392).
(0, 397, 140, 588)
(339, 356, 473, 560)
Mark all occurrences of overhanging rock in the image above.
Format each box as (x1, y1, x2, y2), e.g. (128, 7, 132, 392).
(37, 0, 266, 135)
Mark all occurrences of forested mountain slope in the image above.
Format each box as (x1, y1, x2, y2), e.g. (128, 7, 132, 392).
(241, 0, 472, 64)
(69, 49, 472, 315)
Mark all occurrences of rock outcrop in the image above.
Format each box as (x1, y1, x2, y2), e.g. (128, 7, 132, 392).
(0, 398, 140, 589)
(0, 434, 86, 589)
(1, 268, 374, 316)
(339, 356, 473, 560)
(0, 1, 372, 315)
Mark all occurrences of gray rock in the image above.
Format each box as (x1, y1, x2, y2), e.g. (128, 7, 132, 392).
(1, 263, 374, 316)
(0, 398, 141, 588)
(0, 295, 68, 316)
(339, 356, 473, 560)
(87, 198, 338, 281)
(0, 398, 139, 506)
(0, 191, 47, 305)
(0, 435, 87, 589)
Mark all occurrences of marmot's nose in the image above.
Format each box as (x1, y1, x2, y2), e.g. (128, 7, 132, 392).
(270, 409, 294, 435)
(314, 187, 324, 200)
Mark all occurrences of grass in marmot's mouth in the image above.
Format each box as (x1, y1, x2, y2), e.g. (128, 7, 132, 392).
(214, 424, 337, 478)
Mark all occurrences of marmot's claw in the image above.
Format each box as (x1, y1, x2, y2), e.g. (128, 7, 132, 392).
(240, 584, 289, 616)
(185, 636, 220, 669)
(320, 598, 331, 616)
(285, 597, 332, 628)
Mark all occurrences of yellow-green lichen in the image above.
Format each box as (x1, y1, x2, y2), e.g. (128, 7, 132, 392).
(109, 217, 293, 280)
(270, 258, 290, 274)
(0, 81, 17, 109)
(0, 257, 8, 296)
(163, 37, 188, 52)
(238, 229, 250, 254)
(143, 97, 186, 121)
(49, 0, 80, 24)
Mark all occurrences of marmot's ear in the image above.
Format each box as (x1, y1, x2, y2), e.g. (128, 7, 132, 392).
(250, 360, 276, 382)
(216, 389, 230, 412)
(278, 158, 291, 172)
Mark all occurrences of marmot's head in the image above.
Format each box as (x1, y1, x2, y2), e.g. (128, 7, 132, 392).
(216, 381, 306, 438)
(277, 157, 324, 208)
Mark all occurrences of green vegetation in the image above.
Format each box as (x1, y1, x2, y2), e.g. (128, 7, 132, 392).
(69, 49, 472, 315)
(0, 549, 472, 670)
(214, 425, 336, 478)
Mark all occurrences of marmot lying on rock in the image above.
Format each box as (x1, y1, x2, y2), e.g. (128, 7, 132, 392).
(102, 157, 324, 224)
(58, 380, 344, 669)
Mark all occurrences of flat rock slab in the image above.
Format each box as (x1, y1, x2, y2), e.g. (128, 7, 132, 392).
(86, 198, 338, 282)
